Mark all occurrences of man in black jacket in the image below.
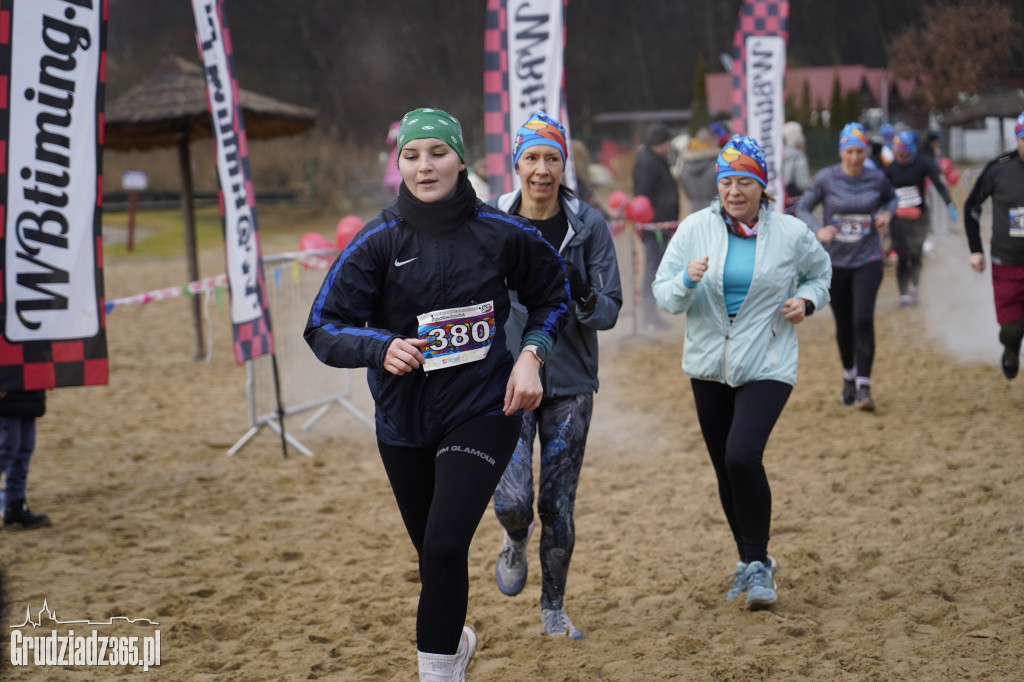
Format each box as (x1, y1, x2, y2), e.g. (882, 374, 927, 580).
(1, 390, 51, 530)
(964, 112, 1024, 380)
(632, 121, 680, 330)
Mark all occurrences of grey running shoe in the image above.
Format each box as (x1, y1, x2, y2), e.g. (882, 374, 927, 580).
(856, 385, 875, 412)
(541, 608, 584, 640)
(745, 558, 778, 608)
(452, 626, 476, 682)
(840, 379, 856, 406)
(726, 561, 749, 601)
(1002, 346, 1019, 380)
(495, 533, 528, 596)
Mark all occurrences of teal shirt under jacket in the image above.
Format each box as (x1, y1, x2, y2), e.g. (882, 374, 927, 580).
(653, 198, 832, 387)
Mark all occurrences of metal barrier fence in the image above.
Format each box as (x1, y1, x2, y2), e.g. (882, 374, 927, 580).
(228, 250, 373, 457)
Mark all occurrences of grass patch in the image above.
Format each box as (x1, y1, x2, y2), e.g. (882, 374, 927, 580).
(104, 203, 348, 258)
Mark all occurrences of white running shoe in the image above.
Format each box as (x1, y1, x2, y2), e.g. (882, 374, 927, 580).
(417, 626, 477, 682)
(541, 608, 585, 640)
(453, 626, 476, 681)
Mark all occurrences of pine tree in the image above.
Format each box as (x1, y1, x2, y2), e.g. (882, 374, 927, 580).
(828, 74, 844, 130)
(689, 54, 711, 135)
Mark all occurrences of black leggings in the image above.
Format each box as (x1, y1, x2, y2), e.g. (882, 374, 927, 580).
(378, 413, 522, 654)
(690, 379, 792, 564)
(891, 215, 929, 295)
(829, 261, 884, 378)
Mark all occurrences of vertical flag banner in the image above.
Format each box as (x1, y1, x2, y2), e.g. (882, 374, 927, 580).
(484, 0, 573, 197)
(192, 0, 273, 363)
(729, 0, 789, 201)
(0, 0, 110, 390)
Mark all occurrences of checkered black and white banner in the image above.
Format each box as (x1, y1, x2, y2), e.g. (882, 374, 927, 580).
(0, 0, 109, 390)
(484, 0, 573, 198)
(730, 0, 789, 202)
(192, 0, 274, 364)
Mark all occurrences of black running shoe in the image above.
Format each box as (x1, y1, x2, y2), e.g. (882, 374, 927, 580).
(856, 386, 876, 412)
(1002, 347, 1019, 380)
(840, 379, 856, 406)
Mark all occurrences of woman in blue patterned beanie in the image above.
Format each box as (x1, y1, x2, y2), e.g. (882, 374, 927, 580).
(653, 134, 832, 609)
(796, 122, 898, 411)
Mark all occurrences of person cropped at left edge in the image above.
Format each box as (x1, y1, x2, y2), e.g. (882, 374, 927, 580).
(488, 111, 622, 641)
(1, 390, 51, 531)
(304, 107, 569, 682)
(653, 135, 831, 609)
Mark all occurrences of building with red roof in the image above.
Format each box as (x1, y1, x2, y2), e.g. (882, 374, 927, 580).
(706, 65, 920, 126)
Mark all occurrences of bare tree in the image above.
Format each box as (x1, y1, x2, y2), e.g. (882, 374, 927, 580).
(888, 0, 1021, 110)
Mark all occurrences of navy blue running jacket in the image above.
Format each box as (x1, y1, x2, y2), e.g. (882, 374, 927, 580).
(305, 199, 569, 447)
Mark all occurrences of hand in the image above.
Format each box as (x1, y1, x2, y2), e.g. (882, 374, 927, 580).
(947, 204, 958, 225)
(503, 351, 543, 415)
(383, 337, 429, 375)
(874, 210, 891, 236)
(969, 252, 985, 273)
(687, 256, 710, 284)
(781, 297, 807, 324)
(816, 226, 837, 243)
(565, 263, 592, 303)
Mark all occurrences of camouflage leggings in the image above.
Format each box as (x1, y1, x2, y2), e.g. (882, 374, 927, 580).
(493, 393, 593, 610)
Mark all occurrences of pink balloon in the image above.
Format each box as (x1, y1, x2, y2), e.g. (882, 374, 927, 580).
(335, 215, 365, 250)
(608, 190, 629, 211)
(625, 195, 654, 223)
(300, 232, 333, 252)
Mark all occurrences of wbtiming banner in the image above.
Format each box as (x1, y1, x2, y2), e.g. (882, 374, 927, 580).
(0, 0, 109, 390)
(484, 0, 574, 197)
(192, 0, 273, 363)
(729, 0, 789, 202)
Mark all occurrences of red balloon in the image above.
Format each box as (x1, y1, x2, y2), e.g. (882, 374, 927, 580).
(626, 195, 654, 223)
(300, 232, 333, 252)
(335, 215, 364, 250)
(607, 190, 629, 211)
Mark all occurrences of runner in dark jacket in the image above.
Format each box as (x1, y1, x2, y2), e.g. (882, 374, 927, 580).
(487, 111, 622, 640)
(963, 111, 1024, 379)
(305, 107, 569, 680)
(884, 130, 955, 307)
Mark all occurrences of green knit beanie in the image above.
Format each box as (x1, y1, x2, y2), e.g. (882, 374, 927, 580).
(397, 108, 466, 163)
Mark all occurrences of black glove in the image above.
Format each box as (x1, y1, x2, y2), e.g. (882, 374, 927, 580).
(565, 263, 596, 311)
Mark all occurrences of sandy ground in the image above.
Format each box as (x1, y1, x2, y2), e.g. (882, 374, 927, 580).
(1, 221, 1023, 681)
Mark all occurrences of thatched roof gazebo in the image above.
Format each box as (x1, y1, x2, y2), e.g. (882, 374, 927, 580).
(105, 56, 317, 359)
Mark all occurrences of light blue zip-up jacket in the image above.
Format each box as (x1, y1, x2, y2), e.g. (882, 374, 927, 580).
(653, 199, 831, 387)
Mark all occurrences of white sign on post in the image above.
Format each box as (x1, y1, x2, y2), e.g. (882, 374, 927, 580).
(121, 170, 148, 191)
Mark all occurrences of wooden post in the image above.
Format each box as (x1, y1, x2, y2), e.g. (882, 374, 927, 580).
(126, 189, 137, 252)
(177, 130, 205, 361)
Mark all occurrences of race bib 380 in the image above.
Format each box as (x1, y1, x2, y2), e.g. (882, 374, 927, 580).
(417, 301, 496, 371)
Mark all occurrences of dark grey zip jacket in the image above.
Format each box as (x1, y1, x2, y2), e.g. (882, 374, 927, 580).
(492, 191, 622, 397)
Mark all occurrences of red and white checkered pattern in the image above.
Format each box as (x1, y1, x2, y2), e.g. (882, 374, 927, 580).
(0, 0, 110, 390)
(729, 0, 790, 136)
(193, 0, 274, 364)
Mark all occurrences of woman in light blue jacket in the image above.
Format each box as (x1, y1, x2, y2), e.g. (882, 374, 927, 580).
(653, 135, 831, 608)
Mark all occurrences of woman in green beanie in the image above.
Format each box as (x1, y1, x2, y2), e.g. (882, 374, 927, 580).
(306, 107, 569, 681)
